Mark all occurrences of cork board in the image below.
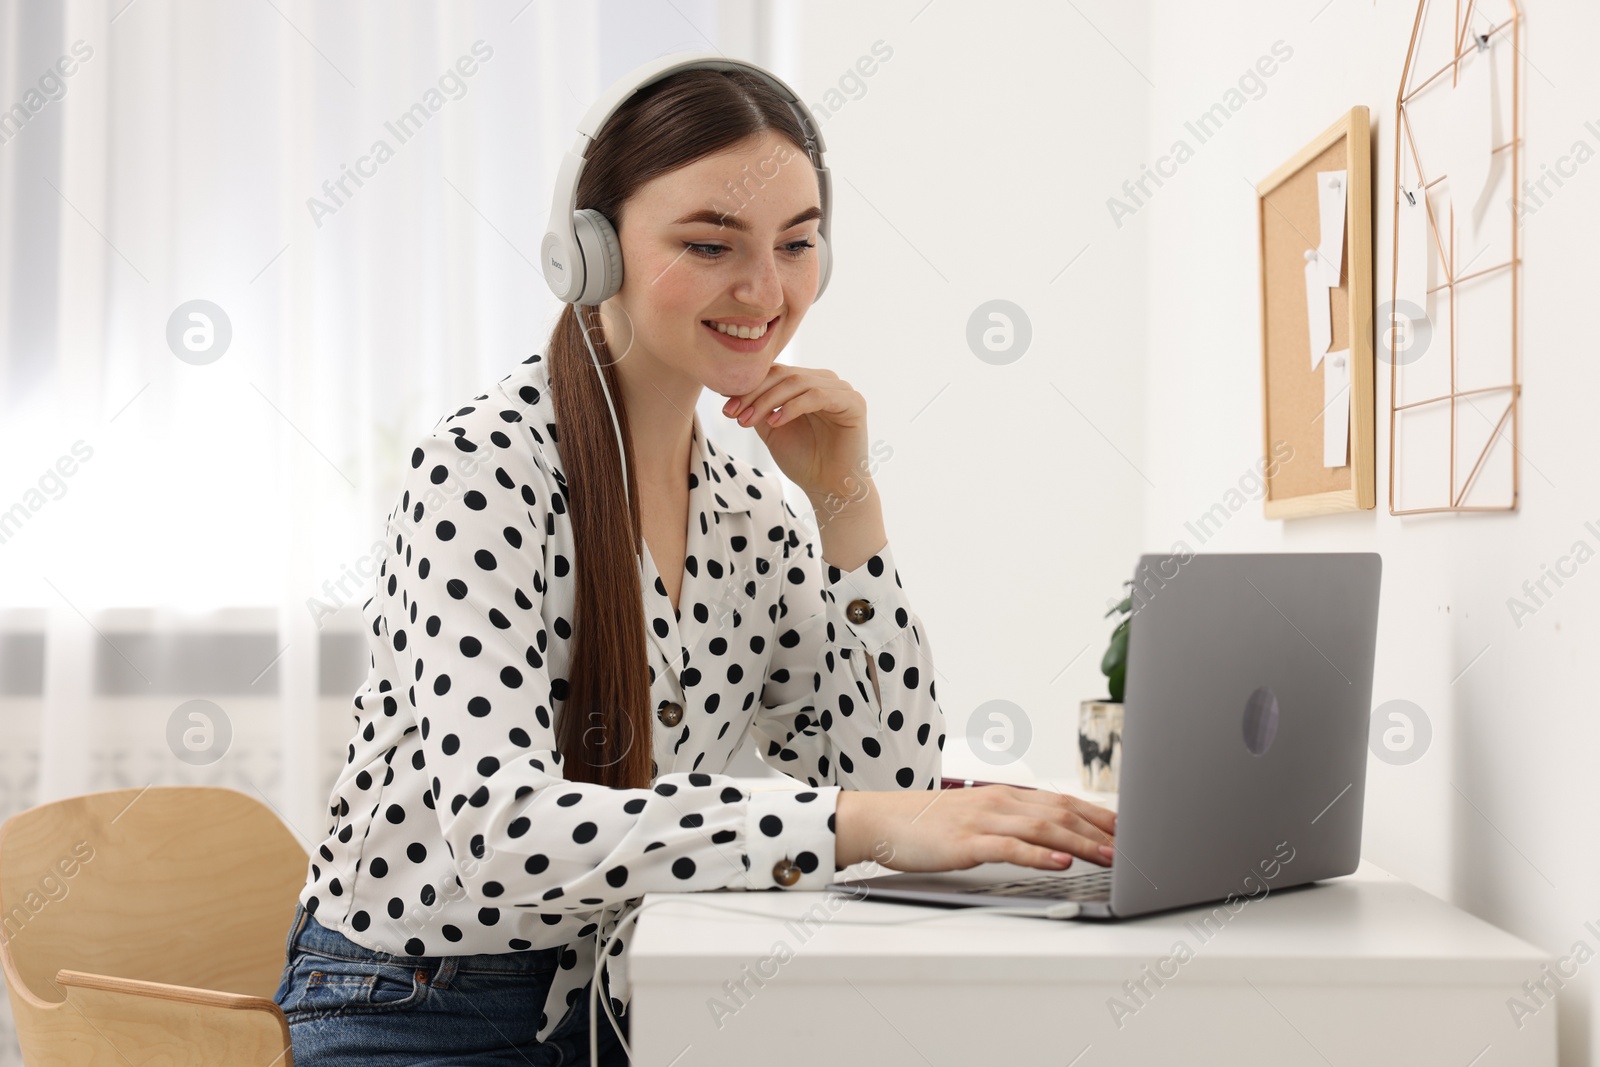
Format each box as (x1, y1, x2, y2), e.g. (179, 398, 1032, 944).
(1256, 106, 1376, 518)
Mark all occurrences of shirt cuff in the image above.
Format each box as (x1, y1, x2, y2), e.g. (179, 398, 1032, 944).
(737, 785, 840, 890)
(825, 540, 913, 654)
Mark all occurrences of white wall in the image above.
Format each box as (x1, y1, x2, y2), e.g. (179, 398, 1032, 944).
(772, 0, 1151, 788)
(1142, 3, 1600, 1063)
(786, 0, 1597, 1061)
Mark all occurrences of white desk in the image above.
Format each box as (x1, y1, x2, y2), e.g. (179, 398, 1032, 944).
(630, 775, 1557, 1065)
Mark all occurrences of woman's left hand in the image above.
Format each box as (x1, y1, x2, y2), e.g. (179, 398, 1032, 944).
(720, 364, 870, 501)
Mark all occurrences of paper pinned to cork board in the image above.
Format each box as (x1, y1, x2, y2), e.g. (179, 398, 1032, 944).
(1304, 258, 1332, 368)
(1313, 170, 1347, 285)
(1303, 170, 1346, 369)
(1322, 348, 1350, 467)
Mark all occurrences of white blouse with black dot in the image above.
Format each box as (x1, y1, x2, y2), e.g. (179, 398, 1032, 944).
(296, 352, 945, 1039)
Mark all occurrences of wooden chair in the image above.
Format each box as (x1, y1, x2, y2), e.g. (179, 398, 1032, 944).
(0, 786, 309, 1065)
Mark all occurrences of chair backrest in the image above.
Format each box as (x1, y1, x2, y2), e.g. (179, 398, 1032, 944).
(0, 786, 309, 1003)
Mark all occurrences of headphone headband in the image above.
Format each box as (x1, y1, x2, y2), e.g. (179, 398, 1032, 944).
(540, 51, 832, 306)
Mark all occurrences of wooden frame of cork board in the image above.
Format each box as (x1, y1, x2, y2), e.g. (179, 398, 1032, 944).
(1256, 106, 1376, 519)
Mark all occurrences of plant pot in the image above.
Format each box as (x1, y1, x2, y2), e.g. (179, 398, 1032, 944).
(1078, 700, 1124, 792)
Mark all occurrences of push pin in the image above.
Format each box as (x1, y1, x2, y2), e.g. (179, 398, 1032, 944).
(1402, 186, 1417, 206)
(1475, 32, 1490, 51)
(1304, 249, 1317, 262)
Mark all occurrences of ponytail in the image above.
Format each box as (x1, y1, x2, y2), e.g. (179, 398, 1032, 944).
(548, 304, 653, 789)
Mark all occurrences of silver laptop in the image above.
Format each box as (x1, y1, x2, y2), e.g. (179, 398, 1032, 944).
(827, 552, 1382, 920)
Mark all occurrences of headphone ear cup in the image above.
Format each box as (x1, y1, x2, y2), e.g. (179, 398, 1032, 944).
(573, 207, 623, 305)
(812, 231, 831, 303)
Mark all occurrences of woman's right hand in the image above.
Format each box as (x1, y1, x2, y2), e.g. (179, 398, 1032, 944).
(834, 786, 1117, 873)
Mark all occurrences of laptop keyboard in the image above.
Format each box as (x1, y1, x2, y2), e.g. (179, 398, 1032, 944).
(955, 866, 1113, 902)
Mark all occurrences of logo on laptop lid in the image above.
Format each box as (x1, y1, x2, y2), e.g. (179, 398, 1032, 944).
(1242, 686, 1280, 756)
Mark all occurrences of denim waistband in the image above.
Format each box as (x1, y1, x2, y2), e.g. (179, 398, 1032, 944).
(285, 902, 563, 976)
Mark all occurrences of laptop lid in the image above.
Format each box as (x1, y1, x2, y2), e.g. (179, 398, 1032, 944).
(1109, 551, 1382, 918)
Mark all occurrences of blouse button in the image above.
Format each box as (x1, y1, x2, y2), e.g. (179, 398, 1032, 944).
(657, 701, 683, 727)
(772, 858, 801, 887)
(845, 598, 874, 625)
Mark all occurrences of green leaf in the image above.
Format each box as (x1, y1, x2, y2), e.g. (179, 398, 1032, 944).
(1098, 580, 1136, 702)
(1100, 620, 1129, 671)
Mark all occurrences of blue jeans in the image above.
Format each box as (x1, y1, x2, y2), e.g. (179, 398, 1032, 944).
(272, 902, 628, 1066)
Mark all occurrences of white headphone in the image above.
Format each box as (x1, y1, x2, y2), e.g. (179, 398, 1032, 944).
(539, 52, 833, 526)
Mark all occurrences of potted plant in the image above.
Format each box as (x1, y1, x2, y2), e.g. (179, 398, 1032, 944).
(1079, 581, 1130, 792)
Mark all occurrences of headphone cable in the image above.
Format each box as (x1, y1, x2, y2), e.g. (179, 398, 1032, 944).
(578, 303, 635, 532)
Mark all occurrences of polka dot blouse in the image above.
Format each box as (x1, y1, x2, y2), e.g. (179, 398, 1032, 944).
(296, 352, 946, 1039)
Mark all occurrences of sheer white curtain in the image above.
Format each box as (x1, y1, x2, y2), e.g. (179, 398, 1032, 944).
(0, 1, 770, 1059)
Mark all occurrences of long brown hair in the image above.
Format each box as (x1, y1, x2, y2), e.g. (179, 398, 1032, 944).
(549, 68, 814, 789)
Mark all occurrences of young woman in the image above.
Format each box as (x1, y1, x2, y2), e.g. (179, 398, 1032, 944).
(272, 60, 1117, 1066)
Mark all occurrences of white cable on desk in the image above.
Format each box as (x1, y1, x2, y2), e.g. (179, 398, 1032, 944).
(587, 894, 1082, 1064)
